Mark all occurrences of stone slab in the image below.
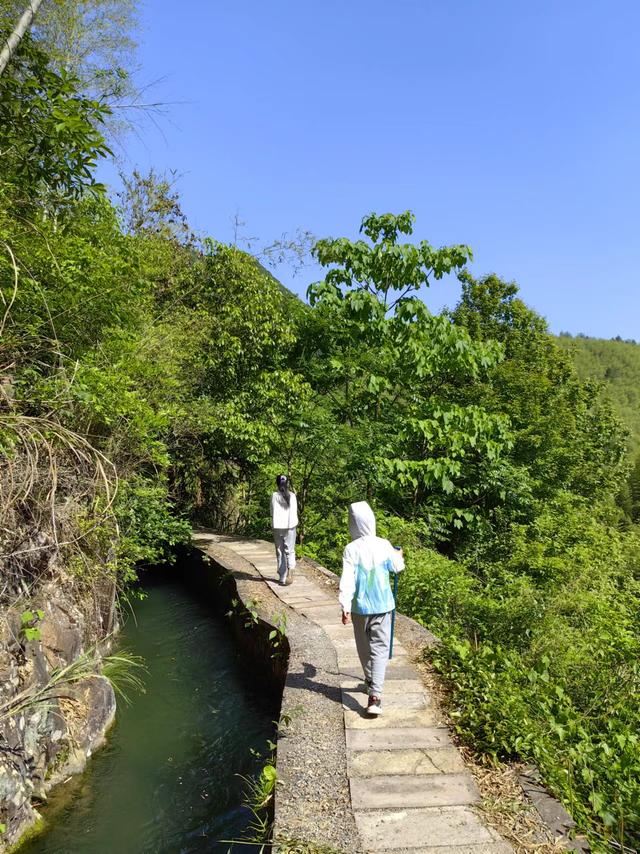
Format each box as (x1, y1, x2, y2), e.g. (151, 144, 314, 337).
(348, 748, 466, 778)
(340, 665, 367, 680)
(337, 664, 363, 673)
(332, 641, 408, 659)
(344, 708, 440, 729)
(347, 727, 452, 752)
(279, 591, 322, 601)
(322, 624, 355, 637)
(350, 773, 479, 809)
(342, 691, 429, 712)
(377, 664, 419, 681)
(301, 605, 341, 618)
(387, 660, 413, 670)
(309, 618, 343, 630)
(340, 678, 427, 695)
(279, 596, 331, 607)
(372, 845, 512, 854)
(227, 544, 265, 552)
(276, 586, 327, 596)
(339, 664, 420, 682)
(354, 805, 497, 850)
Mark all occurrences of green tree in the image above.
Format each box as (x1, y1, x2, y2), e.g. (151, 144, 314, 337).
(450, 272, 628, 508)
(303, 212, 511, 540)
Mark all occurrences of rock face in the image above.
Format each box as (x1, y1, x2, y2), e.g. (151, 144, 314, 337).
(0, 580, 117, 851)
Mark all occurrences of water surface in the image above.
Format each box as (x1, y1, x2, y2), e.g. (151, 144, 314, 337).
(23, 572, 276, 854)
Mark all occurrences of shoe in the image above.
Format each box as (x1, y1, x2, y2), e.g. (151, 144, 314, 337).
(285, 567, 295, 585)
(367, 695, 382, 716)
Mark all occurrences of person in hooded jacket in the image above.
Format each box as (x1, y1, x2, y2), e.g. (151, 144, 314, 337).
(271, 474, 298, 585)
(339, 501, 404, 715)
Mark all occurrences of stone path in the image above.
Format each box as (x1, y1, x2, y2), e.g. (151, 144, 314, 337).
(201, 535, 512, 854)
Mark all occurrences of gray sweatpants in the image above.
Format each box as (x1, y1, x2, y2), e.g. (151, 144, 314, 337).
(273, 527, 296, 582)
(351, 611, 393, 696)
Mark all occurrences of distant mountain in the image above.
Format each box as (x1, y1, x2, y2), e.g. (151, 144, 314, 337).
(557, 334, 640, 455)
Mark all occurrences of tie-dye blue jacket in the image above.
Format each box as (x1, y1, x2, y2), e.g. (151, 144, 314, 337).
(339, 535, 405, 615)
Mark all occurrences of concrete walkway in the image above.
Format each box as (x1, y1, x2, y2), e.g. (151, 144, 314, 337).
(200, 534, 512, 854)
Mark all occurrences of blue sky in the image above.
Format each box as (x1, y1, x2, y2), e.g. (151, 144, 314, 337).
(102, 0, 640, 339)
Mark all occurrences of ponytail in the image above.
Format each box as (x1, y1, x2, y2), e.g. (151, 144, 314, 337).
(276, 474, 291, 507)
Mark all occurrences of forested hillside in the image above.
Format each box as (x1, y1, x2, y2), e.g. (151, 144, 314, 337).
(557, 334, 640, 452)
(1, 17, 639, 854)
(557, 334, 640, 524)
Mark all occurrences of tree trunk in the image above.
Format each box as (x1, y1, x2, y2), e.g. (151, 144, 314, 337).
(0, 0, 46, 76)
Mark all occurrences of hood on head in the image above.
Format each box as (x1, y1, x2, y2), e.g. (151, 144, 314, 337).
(349, 501, 376, 539)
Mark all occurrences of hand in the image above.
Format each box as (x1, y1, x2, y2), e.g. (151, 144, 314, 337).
(342, 611, 351, 625)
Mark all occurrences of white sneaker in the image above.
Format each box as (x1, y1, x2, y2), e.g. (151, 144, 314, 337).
(367, 695, 382, 715)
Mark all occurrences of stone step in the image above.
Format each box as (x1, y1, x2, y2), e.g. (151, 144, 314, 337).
(347, 727, 452, 752)
(336, 659, 411, 675)
(301, 602, 340, 614)
(348, 748, 466, 778)
(276, 586, 319, 596)
(340, 664, 374, 677)
(339, 664, 419, 682)
(350, 773, 479, 810)
(371, 844, 513, 854)
(354, 805, 500, 851)
(386, 654, 412, 666)
(337, 653, 411, 667)
(330, 638, 360, 649)
(323, 624, 356, 638)
(280, 596, 333, 607)
(344, 708, 440, 730)
(383, 663, 418, 679)
(340, 678, 427, 695)
(342, 691, 430, 712)
(332, 641, 408, 658)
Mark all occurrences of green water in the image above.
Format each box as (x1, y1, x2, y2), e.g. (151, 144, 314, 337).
(23, 573, 277, 854)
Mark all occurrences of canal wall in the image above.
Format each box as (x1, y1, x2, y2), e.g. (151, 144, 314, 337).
(0, 581, 117, 852)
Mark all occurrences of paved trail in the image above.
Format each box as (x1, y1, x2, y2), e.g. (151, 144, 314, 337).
(197, 534, 512, 854)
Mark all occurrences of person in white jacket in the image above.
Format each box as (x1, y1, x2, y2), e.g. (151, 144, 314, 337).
(271, 474, 298, 585)
(339, 501, 404, 715)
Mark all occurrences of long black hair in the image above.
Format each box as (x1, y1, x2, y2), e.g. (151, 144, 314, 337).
(276, 473, 292, 506)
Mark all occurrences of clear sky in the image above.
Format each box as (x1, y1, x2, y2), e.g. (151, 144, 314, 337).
(101, 0, 640, 339)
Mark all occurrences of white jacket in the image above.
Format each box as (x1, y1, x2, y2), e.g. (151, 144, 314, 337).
(339, 501, 404, 615)
(271, 490, 298, 529)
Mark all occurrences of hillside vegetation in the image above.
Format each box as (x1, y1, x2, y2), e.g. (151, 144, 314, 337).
(0, 25, 639, 854)
(558, 334, 640, 524)
(557, 334, 640, 453)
